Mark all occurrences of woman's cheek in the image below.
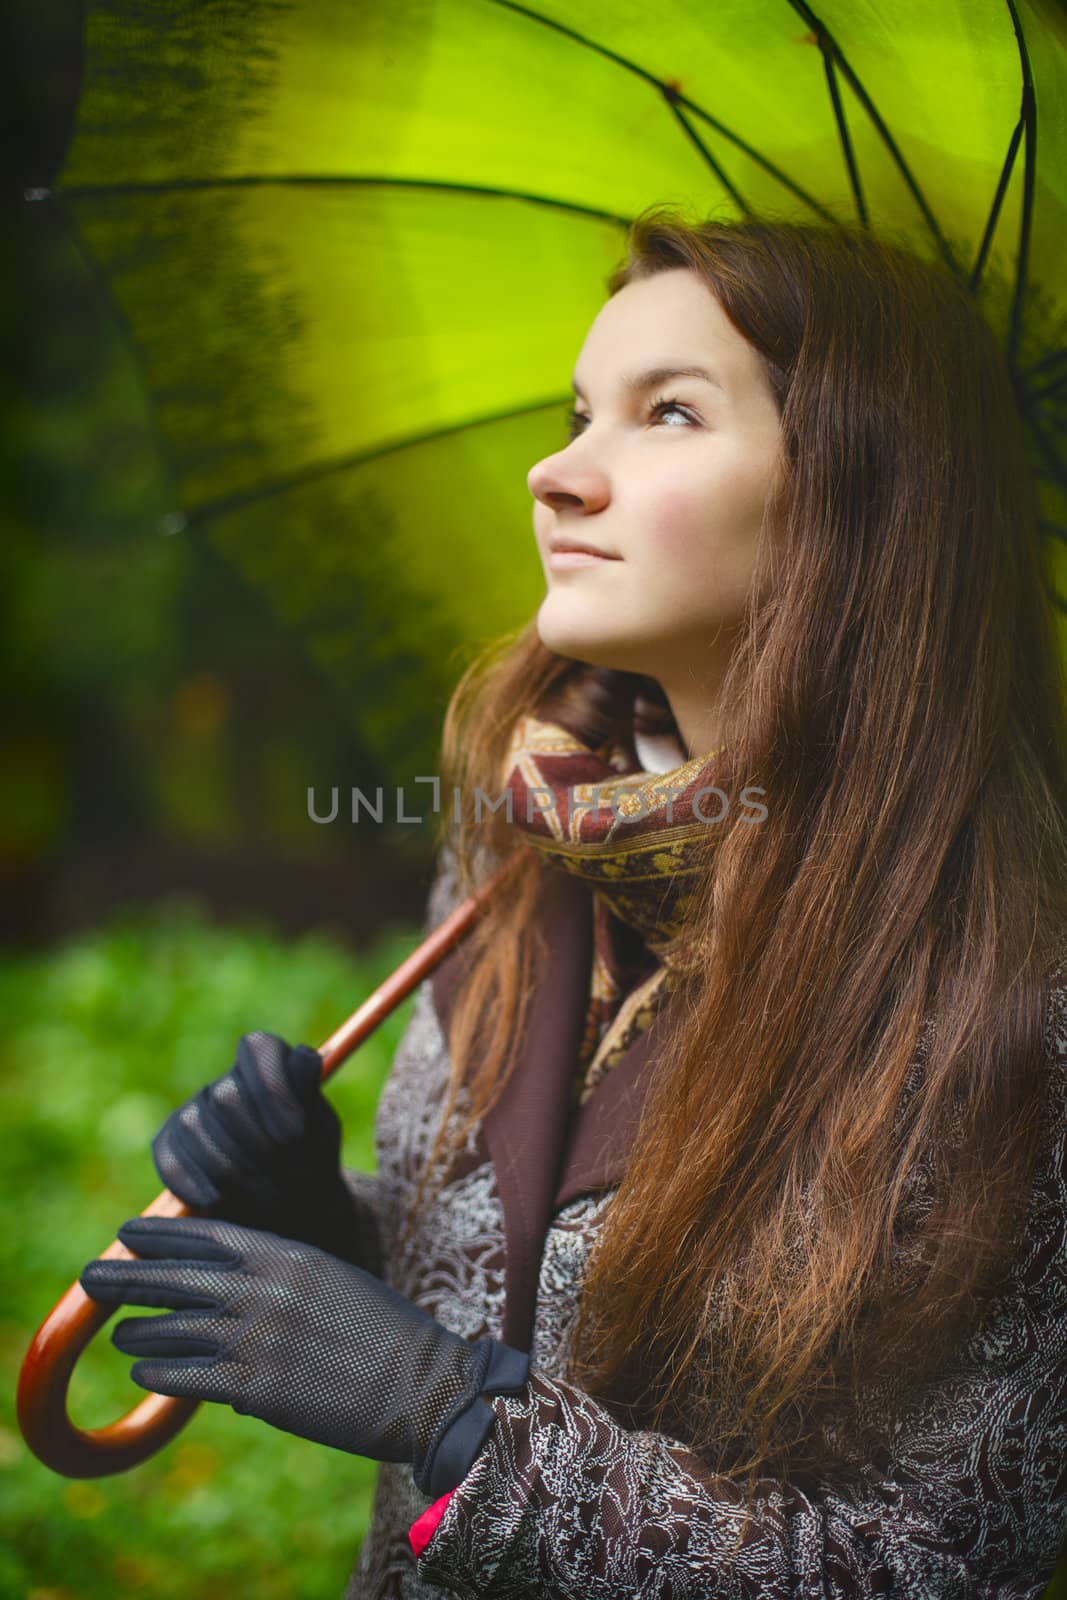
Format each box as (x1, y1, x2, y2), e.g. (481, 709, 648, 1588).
(646, 497, 734, 588)
(644, 483, 765, 610)
(645, 486, 712, 559)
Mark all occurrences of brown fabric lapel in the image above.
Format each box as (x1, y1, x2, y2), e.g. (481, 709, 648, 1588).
(430, 865, 673, 1351)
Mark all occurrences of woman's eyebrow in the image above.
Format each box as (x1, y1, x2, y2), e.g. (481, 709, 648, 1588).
(569, 364, 725, 399)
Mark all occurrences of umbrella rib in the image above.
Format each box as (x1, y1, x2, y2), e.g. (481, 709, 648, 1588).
(818, 43, 868, 226)
(57, 173, 632, 228)
(485, 0, 840, 223)
(1002, 0, 1036, 366)
(969, 114, 1024, 294)
(662, 95, 752, 216)
(785, 0, 961, 277)
(181, 395, 574, 531)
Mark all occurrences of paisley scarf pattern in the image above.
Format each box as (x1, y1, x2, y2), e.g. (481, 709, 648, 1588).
(500, 707, 728, 1104)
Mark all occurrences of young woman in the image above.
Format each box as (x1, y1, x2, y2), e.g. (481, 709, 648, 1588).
(80, 207, 1067, 1599)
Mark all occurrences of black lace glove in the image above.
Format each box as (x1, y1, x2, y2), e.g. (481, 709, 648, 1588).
(151, 1031, 381, 1275)
(79, 1215, 530, 1498)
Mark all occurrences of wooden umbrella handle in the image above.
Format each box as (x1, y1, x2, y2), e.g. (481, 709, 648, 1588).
(17, 865, 502, 1479)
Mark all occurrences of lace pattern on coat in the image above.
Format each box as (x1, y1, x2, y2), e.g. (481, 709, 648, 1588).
(347, 848, 1067, 1598)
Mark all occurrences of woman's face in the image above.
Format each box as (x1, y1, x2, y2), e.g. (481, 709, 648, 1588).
(528, 268, 782, 690)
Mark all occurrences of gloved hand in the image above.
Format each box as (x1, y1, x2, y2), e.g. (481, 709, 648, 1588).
(79, 1215, 530, 1498)
(151, 1031, 382, 1275)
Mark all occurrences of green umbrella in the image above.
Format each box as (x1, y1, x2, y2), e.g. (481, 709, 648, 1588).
(33, 0, 1067, 780)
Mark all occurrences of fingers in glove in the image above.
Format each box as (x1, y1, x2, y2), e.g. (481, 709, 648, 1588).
(116, 1215, 247, 1261)
(150, 1104, 223, 1211)
(126, 1355, 227, 1402)
(256, 1034, 325, 1113)
(79, 1215, 245, 1308)
(112, 1308, 226, 1360)
(153, 1085, 286, 1211)
(79, 1260, 225, 1311)
(231, 1032, 324, 1145)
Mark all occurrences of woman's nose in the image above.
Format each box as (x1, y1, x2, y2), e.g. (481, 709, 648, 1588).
(527, 447, 609, 513)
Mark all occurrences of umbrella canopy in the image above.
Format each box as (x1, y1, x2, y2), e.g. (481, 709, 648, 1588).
(39, 0, 1067, 778)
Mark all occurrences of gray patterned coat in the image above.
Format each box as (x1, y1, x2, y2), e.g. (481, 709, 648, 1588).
(343, 846, 1067, 1598)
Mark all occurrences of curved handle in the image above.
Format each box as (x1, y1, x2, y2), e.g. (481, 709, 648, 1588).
(17, 862, 507, 1478)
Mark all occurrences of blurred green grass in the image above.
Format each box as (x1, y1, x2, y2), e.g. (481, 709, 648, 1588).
(0, 899, 419, 1599)
(3, 903, 1066, 1600)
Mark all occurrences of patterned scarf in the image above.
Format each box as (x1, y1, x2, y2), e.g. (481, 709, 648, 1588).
(500, 703, 727, 1106)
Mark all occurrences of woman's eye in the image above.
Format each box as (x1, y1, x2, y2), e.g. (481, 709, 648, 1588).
(646, 398, 697, 428)
(563, 396, 695, 443)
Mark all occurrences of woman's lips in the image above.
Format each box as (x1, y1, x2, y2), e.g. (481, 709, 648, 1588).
(546, 549, 618, 570)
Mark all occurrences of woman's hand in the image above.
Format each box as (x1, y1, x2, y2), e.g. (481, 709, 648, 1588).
(79, 1216, 529, 1497)
(151, 1031, 381, 1275)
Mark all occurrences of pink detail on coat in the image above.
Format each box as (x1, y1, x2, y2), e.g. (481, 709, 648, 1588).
(408, 1489, 455, 1558)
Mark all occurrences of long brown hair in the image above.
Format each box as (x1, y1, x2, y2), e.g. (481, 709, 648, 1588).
(404, 206, 1067, 1537)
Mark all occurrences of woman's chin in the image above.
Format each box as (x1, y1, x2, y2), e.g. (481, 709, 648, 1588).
(534, 608, 641, 674)
(536, 607, 597, 659)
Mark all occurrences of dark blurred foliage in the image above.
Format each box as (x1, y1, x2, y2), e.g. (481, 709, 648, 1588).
(1, 0, 437, 951)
